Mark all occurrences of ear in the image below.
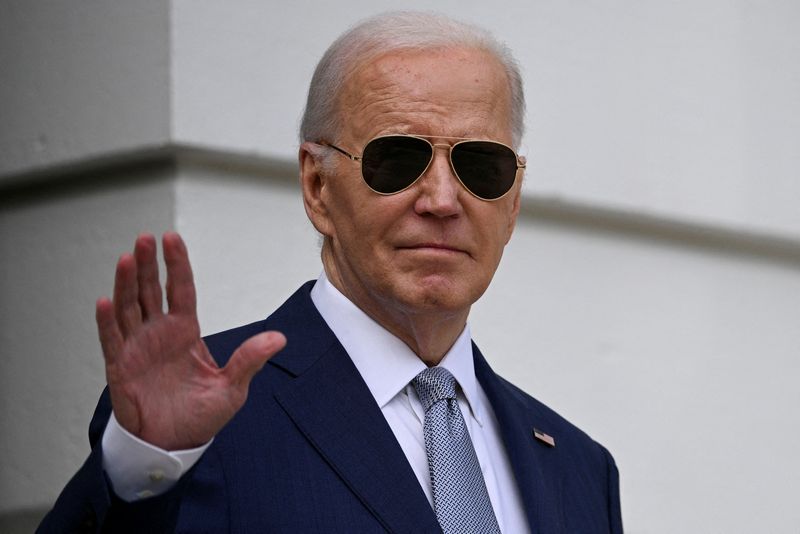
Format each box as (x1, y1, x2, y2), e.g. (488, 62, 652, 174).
(299, 142, 335, 238)
(503, 177, 523, 244)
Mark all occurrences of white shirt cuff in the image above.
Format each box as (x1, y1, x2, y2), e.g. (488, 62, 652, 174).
(101, 412, 212, 502)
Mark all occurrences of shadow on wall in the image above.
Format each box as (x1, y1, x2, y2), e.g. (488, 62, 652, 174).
(0, 508, 47, 533)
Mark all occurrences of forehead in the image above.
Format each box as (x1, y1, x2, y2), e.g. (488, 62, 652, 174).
(338, 46, 513, 144)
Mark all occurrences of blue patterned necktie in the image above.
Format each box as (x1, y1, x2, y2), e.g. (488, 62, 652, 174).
(413, 366, 502, 534)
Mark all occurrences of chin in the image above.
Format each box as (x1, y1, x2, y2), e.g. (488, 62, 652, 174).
(400, 277, 483, 314)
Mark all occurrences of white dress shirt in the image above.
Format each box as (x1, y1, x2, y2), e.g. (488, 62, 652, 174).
(310, 273, 529, 533)
(102, 273, 529, 532)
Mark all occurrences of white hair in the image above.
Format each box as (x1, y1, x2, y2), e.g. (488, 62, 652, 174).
(299, 11, 525, 149)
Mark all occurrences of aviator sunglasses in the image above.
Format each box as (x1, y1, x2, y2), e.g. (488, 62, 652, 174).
(324, 134, 526, 201)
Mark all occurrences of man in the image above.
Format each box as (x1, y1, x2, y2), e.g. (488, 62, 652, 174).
(39, 11, 622, 533)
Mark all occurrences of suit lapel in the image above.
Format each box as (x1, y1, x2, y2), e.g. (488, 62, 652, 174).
(474, 346, 565, 534)
(274, 339, 440, 533)
(263, 284, 562, 532)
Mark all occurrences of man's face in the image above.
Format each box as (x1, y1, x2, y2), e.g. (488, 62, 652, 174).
(303, 46, 522, 332)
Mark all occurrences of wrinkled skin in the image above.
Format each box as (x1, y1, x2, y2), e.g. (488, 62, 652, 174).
(300, 47, 522, 364)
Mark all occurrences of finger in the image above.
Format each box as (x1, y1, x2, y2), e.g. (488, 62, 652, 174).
(96, 297, 124, 365)
(113, 252, 142, 337)
(163, 232, 198, 316)
(134, 233, 164, 320)
(224, 331, 287, 390)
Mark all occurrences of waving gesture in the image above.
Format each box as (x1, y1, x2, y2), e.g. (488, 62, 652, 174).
(95, 232, 286, 450)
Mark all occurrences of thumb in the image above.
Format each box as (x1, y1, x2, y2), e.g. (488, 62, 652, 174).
(224, 331, 287, 388)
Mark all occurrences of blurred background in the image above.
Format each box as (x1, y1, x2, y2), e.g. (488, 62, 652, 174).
(1, 1, 798, 532)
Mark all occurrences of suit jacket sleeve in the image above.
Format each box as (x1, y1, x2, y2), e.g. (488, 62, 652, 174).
(604, 445, 624, 533)
(36, 390, 195, 534)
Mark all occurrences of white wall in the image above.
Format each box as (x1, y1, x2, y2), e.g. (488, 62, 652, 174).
(0, 0, 171, 179)
(473, 216, 800, 532)
(0, 165, 175, 512)
(5, 1, 798, 232)
(169, 0, 800, 237)
(2, 1, 800, 532)
(523, 1, 800, 238)
(5, 0, 798, 232)
(173, 158, 321, 334)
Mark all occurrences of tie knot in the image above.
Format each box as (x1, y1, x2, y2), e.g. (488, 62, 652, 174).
(413, 366, 457, 412)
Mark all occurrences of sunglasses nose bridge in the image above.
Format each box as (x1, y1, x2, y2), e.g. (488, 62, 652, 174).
(413, 141, 463, 211)
(428, 142, 458, 179)
(430, 142, 453, 156)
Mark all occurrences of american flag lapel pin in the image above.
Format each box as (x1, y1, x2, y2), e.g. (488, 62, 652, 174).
(533, 428, 555, 447)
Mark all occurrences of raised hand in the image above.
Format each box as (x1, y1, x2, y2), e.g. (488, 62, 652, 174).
(95, 232, 286, 450)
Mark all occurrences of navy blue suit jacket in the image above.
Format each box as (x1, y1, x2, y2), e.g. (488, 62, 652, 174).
(39, 281, 622, 533)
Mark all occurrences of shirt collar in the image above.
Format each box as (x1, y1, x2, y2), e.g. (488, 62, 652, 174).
(310, 272, 485, 425)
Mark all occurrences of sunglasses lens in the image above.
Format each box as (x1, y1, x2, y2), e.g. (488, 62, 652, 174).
(451, 141, 518, 200)
(362, 136, 432, 194)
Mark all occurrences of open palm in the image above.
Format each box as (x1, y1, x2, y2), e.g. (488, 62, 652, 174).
(96, 232, 285, 450)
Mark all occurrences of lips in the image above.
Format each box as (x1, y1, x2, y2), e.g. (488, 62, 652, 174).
(398, 242, 468, 255)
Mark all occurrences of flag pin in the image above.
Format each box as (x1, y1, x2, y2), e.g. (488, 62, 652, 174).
(533, 428, 555, 447)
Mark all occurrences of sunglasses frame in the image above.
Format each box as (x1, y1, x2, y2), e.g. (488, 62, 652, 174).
(323, 133, 526, 201)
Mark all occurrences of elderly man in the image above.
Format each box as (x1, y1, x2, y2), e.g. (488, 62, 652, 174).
(39, 12, 622, 534)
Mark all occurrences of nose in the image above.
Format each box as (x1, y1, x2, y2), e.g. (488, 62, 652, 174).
(413, 144, 463, 218)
